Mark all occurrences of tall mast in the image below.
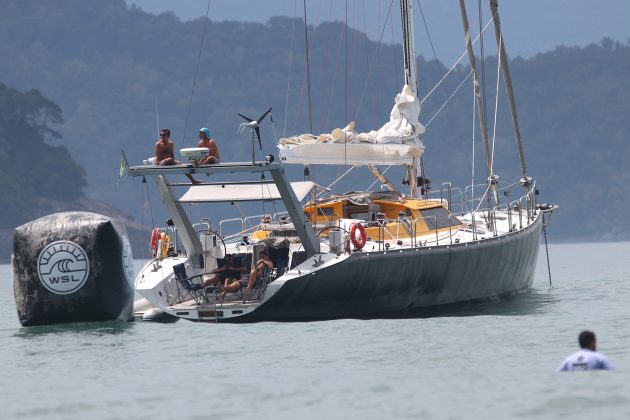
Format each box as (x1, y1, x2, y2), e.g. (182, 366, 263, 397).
(400, 0, 420, 197)
(458, 0, 492, 183)
(488, 0, 530, 186)
(400, 0, 418, 95)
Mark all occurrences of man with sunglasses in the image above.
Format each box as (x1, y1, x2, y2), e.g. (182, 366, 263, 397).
(155, 128, 177, 165)
(154, 128, 200, 183)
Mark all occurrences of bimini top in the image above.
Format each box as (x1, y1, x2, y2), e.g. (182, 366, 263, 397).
(177, 181, 317, 203)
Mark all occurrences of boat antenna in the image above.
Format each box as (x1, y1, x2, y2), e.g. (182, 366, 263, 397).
(155, 93, 160, 136)
(237, 107, 272, 164)
(488, 0, 531, 188)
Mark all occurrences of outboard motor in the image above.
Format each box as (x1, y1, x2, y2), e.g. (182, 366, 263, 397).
(12, 212, 135, 326)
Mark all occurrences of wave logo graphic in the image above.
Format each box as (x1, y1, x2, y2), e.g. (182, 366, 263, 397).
(37, 240, 90, 295)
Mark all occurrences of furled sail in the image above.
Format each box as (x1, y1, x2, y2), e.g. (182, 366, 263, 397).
(279, 85, 425, 165)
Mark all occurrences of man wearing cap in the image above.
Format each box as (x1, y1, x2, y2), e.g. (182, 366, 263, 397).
(197, 128, 220, 164)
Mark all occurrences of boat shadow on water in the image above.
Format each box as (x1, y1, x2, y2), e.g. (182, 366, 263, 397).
(13, 320, 135, 339)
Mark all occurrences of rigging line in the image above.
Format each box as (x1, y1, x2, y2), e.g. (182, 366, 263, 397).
(420, 15, 494, 106)
(143, 176, 155, 229)
(290, 0, 323, 136)
(478, 0, 488, 138)
(425, 70, 472, 127)
(352, 0, 394, 123)
(375, 0, 381, 120)
(361, 0, 372, 128)
(283, 0, 298, 138)
(416, 0, 455, 115)
(303, 0, 313, 133)
(317, 165, 357, 197)
(471, 78, 476, 211)
(415, 0, 438, 63)
(490, 34, 502, 174)
(318, 0, 334, 131)
(141, 178, 146, 261)
(344, 0, 348, 166)
(324, 6, 346, 129)
(262, 179, 280, 216)
(269, 112, 279, 143)
(180, 0, 213, 152)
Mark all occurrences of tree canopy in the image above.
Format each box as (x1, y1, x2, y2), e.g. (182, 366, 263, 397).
(0, 84, 85, 226)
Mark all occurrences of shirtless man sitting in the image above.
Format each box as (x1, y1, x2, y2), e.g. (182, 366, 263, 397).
(197, 127, 220, 164)
(154, 128, 199, 184)
(155, 128, 178, 165)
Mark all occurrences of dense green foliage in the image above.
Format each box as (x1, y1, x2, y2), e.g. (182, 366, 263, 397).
(0, 84, 85, 226)
(1, 0, 629, 241)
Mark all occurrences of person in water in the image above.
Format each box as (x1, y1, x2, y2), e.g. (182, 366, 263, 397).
(197, 127, 220, 164)
(154, 128, 199, 183)
(557, 330, 614, 371)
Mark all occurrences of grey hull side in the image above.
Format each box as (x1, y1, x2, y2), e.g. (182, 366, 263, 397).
(235, 214, 543, 322)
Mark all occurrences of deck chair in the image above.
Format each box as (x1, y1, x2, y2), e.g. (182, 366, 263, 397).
(173, 263, 205, 304)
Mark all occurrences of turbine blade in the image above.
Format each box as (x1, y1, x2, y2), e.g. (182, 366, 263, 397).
(256, 107, 272, 124)
(255, 127, 262, 149)
(237, 113, 253, 122)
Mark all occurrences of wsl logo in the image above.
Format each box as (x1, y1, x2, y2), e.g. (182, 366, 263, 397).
(37, 240, 90, 295)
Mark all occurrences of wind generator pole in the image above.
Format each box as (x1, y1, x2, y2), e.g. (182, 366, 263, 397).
(488, 0, 531, 187)
(400, 0, 420, 198)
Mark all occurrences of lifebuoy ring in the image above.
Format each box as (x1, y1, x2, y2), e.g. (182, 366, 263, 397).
(150, 228, 160, 256)
(349, 223, 366, 250)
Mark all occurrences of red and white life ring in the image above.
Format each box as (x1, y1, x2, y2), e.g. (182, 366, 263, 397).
(150, 228, 160, 256)
(349, 223, 366, 250)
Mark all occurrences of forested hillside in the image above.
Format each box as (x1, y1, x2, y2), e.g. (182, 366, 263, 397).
(0, 84, 85, 225)
(1, 0, 629, 249)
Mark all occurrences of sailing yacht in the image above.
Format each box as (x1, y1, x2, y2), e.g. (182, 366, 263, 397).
(127, 0, 555, 323)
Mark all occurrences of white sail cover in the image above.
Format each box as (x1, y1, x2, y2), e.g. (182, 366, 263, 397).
(279, 85, 425, 165)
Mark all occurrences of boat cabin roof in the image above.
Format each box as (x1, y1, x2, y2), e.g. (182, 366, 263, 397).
(177, 181, 316, 203)
(307, 191, 443, 210)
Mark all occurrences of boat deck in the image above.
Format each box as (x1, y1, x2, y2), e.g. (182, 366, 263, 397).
(168, 289, 263, 321)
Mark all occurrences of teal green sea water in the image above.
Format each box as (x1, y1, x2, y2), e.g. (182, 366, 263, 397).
(1, 242, 629, 419)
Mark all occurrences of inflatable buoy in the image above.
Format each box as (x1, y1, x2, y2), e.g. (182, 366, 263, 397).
(349, 223, 366, 250)
(12, 211, 135, 326)
(150, 228, 160, 257)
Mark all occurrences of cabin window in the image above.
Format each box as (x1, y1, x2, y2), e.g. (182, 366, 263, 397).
(420, 208, 461, 229)
(317, 207, 334, 216)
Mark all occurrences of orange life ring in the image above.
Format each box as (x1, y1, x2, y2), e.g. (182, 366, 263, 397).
(150, 228, 160, 256)
(349, 223, 366, 250)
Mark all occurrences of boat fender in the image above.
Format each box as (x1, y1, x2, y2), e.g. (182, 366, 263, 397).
(162, 233, 170, 257)
(150, 228, 160, 257)
(349, 223, 366, 250)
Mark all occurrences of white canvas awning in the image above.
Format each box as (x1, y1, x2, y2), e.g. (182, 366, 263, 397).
(177, 181, 316, 203)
